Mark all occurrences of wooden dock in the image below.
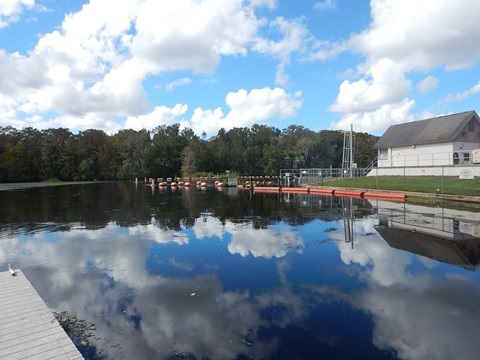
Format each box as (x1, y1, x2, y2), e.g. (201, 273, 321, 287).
(0, 269, 84, 359)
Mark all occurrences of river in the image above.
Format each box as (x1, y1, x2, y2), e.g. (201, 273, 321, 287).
(0, 182, 479, 359)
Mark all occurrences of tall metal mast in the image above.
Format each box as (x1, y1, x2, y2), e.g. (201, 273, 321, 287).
(342, 125, 354, 178)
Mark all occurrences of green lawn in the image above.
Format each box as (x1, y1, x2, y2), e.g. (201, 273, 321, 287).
(312, 176, 480, 197)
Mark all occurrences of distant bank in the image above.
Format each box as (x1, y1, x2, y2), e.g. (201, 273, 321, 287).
(0, 181, 107, 191)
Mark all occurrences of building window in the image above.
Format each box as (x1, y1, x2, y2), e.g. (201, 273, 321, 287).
(453, 152, 459, 164)
(464, 152, 470, 163)
(379, 148, 388, 158)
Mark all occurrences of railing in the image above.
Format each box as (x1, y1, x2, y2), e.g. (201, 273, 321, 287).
(280, 167, 372, 186)
(364, 157, 378, 173)
(377, 150, 478, 168)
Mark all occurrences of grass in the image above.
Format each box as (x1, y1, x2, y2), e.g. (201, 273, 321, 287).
(311, 176, 480, 197)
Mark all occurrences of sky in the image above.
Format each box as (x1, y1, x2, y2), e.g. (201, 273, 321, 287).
(1, 0, 480, 138)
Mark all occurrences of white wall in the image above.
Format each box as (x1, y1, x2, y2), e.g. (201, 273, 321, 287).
(378, 143, 453, 167)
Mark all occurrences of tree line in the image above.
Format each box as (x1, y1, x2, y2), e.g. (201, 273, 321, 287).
(0, 124, 378, 183)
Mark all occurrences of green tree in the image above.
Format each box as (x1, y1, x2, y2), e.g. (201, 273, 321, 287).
(40, 128, 75, 180)
(113, 129, 151, 179)
(150, 124, 188, 178)
(76, 129, 115, 180)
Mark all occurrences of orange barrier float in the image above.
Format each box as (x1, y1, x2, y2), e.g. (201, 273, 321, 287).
(280, 187, 309, 194)
(363, 192, 407, 201)
(254, 186, 280, 193)
(252, 186, 406, 202)
(333, 190, 365, 198)
(309, 188, 335, 196)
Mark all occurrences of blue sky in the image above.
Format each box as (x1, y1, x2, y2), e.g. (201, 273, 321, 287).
(1, 0, 480, 138)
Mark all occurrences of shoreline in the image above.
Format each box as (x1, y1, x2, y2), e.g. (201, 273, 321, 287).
(2, 181, 479, 205)
(0, 181, 109, 191)
(311, 185, 480, 205)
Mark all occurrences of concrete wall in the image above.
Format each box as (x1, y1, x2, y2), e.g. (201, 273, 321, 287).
(367, 165, 480, 177)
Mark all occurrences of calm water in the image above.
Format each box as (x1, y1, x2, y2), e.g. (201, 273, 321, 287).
(1, 182, 480, 360)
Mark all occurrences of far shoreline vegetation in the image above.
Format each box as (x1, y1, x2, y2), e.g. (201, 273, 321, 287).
(0, 124, 377, 183)
(1, 124, 479, 201)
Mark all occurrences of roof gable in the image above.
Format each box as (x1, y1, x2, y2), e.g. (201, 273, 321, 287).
(374, 111, 480, 148)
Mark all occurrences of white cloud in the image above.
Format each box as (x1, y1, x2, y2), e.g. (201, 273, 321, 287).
(124, 103, 188, 131)
(416, 75, 439, 94)
(227, 224, 303, 258)
(192, 216, 225, 240)
(443, 81, 480, 103)
(329, 58, 410, 114)
(249, 0, 276, 9)
(252, 16, 308, 85)
(330, 98, 415, 133)
(0, 0, 34, 28)
(328, 214, 480, 360)
(120, 84, 302, 135)
(190, 87, 303, 136)
(334, 217, 413, 287)
(0, 0, 309, 135)
(351, 0, 480, 71)
(313, 0, 336, 12)
(328, 0, 480, 133)
(226, 87, 302, 121)
(0, 216, 310, 359)
(165, 77, 192, 91)
(131, 0, 264, 73)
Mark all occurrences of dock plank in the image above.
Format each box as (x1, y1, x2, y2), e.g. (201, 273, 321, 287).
(0, 269, 84, 360)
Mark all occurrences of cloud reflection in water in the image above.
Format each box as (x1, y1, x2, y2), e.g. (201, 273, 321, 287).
(1, 194, 480, 359)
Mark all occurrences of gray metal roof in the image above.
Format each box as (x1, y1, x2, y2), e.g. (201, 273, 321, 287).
(374, 111, 479, 148)
(376, 226, 480, 270)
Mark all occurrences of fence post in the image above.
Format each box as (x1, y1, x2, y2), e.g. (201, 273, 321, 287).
(442, 166, 444, 193)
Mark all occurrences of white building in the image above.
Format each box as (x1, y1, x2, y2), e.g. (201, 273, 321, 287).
(371, 111, 480, 176)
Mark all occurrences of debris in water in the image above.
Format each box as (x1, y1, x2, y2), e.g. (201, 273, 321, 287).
(241, 339, 253, 346)
(54, 311, 96, 347)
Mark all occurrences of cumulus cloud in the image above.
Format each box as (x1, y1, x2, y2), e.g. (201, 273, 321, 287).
(227, 224, 303, 258)
(118, 86, 301, 136)
(5, 0, 479, 136)
(328, 0, 480, 133)
(0, 0, 35, 28)
(124, 103, 189, 131)
(0, 214, 311, 359)
(329, 58, 410, 114)
(189, 87, 303, 137)
(165, 77, 192, 91)
(416, 75, 439, 94)
(330, 98, 415, 133)
(0, 0, 305, 135)
(131, 0, 263, 73)
(313, 0, 337, 12)
(192, 216, 225, 240)
(253, 16, 308, 86)
(443, 80, 480, 104)
(326, 211, 480, 360)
